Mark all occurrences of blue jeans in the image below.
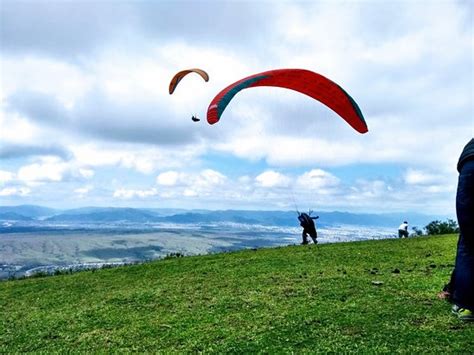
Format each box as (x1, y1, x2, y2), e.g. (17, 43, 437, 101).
(453, 159, 474, 310)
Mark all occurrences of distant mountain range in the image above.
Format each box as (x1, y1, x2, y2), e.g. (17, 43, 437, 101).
(0, 205, 452, 229)
(0, 205, 58, 219)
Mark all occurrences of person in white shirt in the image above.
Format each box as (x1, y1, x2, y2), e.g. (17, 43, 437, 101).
(398, 221, 408, 238)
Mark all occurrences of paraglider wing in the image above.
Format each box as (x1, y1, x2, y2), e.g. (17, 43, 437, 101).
(169, 68, 209, 95)
(206, 69, 367, 133)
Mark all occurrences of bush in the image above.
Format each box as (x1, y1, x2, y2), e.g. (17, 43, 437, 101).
(425, 219, 459, 235)
(164, 252, 185, 260)
(411, 226, 423, 236)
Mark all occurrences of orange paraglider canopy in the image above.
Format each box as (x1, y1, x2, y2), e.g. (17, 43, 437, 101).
(169, 68, 209, 95)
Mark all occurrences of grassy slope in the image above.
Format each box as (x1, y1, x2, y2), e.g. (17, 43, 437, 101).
(1, 234, 473, 353)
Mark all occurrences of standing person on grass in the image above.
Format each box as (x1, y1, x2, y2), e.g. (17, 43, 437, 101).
(398, 221, 409, 238)
(450, 138, 474, 321)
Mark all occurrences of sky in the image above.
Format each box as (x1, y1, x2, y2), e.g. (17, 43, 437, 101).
(0, 0, 472, 215)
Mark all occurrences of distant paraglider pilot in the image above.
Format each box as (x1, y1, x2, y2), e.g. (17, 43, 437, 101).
(191, 115, 200, 122)
(298, 212, 319, 245)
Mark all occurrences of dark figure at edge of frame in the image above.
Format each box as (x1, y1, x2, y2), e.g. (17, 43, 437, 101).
(298, 212, 319, 245)
(449, 138, 474, 321)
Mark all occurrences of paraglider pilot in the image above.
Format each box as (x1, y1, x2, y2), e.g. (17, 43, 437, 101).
(298, 212, 319, 245)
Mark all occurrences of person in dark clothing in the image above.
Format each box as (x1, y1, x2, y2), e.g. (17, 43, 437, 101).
(298, 212, 319, 245)
(450, 138, 474, 321)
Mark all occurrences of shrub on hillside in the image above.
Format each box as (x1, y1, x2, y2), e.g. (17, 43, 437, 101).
(425, 219, 459, 235)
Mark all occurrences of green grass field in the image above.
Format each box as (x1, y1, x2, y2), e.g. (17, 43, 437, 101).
(1, 234, 472, 352)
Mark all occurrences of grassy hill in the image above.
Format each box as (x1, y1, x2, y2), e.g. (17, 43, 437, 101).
(1, 234, 472, 352)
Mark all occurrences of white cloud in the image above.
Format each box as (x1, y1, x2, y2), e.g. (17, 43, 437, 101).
(79, 168, 94, 179)
(1, 56, 93, 107)
(156, 171, 180, 186)
(157, 169, 226, 189)
(404, 169, 439, 185)
(255, 170, 290, 188)
(296, 169, 340, 190)
(352, 179, 390, 199)
(74, 185, 93, 196)
(72, 144, 204, 174)
(183, 188, 198, 197)
(17, 160, 68, 183)
(199, 169, 226, 186)
(403, 168, 456, 195)
(113, 187, 158, 199)
(72, 145, 124, 167)
(14, 156, 99, 188)
(0, 187, 31, 196)
(0, 111, 39, 144)
(120, 154, 156, 175)
(0, 170, 15, 185)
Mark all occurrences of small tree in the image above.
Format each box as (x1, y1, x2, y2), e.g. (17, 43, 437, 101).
(411, 226, 423, 236)
(425, 219, 459, 235)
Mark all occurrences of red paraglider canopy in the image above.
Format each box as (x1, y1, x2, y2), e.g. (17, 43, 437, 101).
(207, 69, 367, 134)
